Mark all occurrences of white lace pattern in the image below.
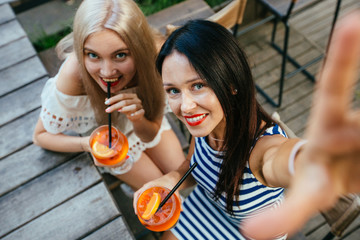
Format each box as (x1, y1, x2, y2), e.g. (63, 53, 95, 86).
(40, 75, 171, 162)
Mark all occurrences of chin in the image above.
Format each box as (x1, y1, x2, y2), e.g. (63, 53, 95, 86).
(187, 128, 209, 138)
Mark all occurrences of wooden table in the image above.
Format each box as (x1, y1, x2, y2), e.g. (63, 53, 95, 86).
(0, 2, 134, 239)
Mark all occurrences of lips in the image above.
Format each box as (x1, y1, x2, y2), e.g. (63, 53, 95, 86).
(101, 77, 121, 87)
(184, 113, 208, 126)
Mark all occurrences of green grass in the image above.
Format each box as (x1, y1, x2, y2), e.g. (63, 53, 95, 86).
(138, 0, 226, 16)
(32, 26, 72, 52)
(33, 0, 226, 52)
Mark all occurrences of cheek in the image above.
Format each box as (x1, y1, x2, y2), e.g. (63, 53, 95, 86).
(120, 59, 136, 75)
(168, 98, 182, 115)
(84, 60, 98, 75)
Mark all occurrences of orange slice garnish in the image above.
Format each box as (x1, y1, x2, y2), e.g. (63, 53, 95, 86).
(141, 192, 161, 220)
(92, 141, 115, 159)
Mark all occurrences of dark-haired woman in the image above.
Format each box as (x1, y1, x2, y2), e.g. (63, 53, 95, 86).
(135, 13, 360, 240)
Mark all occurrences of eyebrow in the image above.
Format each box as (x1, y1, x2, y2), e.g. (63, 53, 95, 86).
(163, 77, 202, 86)
(83, 47, 130, 54)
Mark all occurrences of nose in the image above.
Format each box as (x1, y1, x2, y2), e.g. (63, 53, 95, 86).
(100, 60, 116, 76)
(181, 91, 196, 113)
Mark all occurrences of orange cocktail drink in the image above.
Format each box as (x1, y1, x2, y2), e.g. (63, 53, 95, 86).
(137, 186, 181, 232)
(89, 125, 132, 174)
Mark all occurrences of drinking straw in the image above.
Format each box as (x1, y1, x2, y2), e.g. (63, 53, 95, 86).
(156, 162, 198, 212)
(107, 82, 112, 148)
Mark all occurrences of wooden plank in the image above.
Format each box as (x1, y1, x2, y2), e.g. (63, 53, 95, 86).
(0, 77, 46, 125)
(147, 0, 215, 34)
(0, 109, 39, 159)
(1, 182, 120, 240)
(0, 77, 47, 125)
(0, 153, 102, 238)
(0, 4, 15, 24)
(0, 19, 26, 47)
(0, 37, 36, 71)
(345, 225, 360, 239)
(0, 56, 47, 97)
(342, 215, 360, 238)
(0, 144, 78, 196)
(83, 217, 135, 240)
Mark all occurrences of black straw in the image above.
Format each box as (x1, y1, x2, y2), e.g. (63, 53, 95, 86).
(107, 82, 112, 148)
(156, 162, 198, 213)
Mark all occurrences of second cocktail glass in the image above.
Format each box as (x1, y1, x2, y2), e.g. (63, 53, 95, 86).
(136, 186, 181, 232)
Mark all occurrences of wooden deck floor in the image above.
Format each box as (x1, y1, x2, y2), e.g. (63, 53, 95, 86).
(236, 0, 360, 239)
(239, 0, 360, 139)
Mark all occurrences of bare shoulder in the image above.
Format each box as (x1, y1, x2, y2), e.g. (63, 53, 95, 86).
(56, 52, 85, 96)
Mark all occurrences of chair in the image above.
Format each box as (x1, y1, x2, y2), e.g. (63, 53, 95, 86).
(239, 0, 342, 107)
(272, 112, 360, 240)
(321, 194, 360, 240)
(207, 0, 247, 36)
(166, 0, 248, 36)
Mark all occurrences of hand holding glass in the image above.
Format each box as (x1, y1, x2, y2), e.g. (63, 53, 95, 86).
(89, 125, 133, 174)
(136, 186, 181, 232)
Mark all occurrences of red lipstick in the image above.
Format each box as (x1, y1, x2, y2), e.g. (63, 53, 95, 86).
(184, 114, 207, 126)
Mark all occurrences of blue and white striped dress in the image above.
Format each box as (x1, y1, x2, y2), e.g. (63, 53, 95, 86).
(172, 125, 287, 240)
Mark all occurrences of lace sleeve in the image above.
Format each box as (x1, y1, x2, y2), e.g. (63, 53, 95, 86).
(39, 77, 97, 134)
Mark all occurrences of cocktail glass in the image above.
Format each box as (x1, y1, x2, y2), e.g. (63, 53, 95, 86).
(136, 186, 181, 232)
(89, 125, 133, 174)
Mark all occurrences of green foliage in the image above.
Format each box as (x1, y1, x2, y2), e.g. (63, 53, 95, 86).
(32, 27, 72, 52)
(137, 0, 226, 16)
(137, 0, 184, 16)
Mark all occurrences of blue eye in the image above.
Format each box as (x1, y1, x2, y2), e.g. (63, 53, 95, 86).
(193, 83, 204, 90)
(166, 88, 179, 95)
(88, 52, 98, 59)
(116, 52, 126, 59)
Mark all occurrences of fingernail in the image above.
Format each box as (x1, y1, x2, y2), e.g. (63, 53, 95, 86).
(105, 100, 110, 105)
(105, 107, 111, 113)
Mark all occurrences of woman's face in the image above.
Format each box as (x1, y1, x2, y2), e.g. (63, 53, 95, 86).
(162, 51, 225, 138)
(84, 29, 136, 93)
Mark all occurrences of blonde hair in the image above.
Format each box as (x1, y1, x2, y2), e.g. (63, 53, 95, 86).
(56, 0, 165, 126)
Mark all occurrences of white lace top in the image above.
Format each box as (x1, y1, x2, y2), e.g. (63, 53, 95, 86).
(40, 74, 171, 162)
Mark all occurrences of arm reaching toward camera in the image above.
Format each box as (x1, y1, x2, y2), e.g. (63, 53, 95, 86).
(242, 10, 360, 239)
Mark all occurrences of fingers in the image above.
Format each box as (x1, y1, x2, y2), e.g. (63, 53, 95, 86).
(105, 93, 144, 117)
(310, 11, 360, 131)
(133, 188, 144, 214)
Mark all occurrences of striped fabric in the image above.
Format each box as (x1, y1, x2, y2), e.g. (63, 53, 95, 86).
(172, 125, 288, 240)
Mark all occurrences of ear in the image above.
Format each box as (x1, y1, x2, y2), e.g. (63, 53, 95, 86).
(231, 87, 238, 95)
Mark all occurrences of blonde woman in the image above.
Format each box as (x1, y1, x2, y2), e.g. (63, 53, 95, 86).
(33, 0, 184, 190)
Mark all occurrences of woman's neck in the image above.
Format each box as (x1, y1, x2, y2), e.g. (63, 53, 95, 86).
(207, 134, 224, 151)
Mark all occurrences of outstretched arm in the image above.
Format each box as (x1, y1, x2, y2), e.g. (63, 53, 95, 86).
(242, 10, 360, 239)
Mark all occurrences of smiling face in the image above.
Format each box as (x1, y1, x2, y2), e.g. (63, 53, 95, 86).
(83, 29, 136, 93)
(162, 51, 225, 138)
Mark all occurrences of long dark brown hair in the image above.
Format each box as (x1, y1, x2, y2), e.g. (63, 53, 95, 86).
(156, 20, 274, 213)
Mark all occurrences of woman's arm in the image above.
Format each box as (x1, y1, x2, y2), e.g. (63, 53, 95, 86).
(250, 134, 300, 188)
(253, 137, 304, 188)
(242, 11, 360, 239)
(131, 115, 162, 143)
(33, 118, 90, 152)
(33, 53, 89, 152)
(105, 93, 163, 142)
(133, 137, 196, 212)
